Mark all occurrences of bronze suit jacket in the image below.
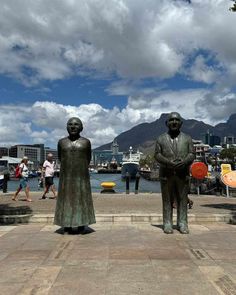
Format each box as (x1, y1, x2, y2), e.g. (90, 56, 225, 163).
(155, 132, 195, 178)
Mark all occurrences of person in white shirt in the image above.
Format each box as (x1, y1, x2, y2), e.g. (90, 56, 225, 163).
(12, 157, 32, 202)
(41, 153, 57, 199)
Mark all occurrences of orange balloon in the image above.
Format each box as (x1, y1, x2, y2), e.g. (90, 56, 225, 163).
(190, 162, 208, 180)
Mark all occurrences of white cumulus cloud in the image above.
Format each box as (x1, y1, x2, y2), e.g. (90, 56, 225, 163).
(0, 0, 235, 86)
(1, 89, 235, 148)
(0, 0, 236, 148)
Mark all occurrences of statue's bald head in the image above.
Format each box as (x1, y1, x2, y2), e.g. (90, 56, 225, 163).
(167, 112, 182, 122)
(67, 117, 83, 135)
(166, 112, 183, 132)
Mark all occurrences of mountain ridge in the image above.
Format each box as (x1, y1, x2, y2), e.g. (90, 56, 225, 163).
(96, 113, 236, 154)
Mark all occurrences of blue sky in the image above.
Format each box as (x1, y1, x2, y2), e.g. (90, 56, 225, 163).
(0, 0, 236, 148)
(0, 74, 128, 109)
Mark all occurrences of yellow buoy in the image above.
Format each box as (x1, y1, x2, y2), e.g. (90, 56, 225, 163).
(100, 182, 116, 193)
(101, 182, 116, 189)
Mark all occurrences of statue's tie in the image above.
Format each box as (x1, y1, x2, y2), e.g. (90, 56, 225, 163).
(173, 138, 178, 154)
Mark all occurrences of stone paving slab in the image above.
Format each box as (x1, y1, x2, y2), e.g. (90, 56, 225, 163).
(1, 192, 236, 225)
(0, 223, 236, 294)
(0, 192, 235, 214)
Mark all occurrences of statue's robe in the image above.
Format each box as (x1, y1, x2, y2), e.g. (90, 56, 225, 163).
(54, 136, 96, 227)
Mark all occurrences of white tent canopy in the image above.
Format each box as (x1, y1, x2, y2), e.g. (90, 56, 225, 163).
(0, 156, 33, 165)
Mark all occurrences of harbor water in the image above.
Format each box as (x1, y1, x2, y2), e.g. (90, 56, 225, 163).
(6, 174, 161, 193)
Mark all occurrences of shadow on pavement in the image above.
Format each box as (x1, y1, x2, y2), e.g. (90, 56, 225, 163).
(151, 224, 181, 231)
(55, 226, 96, 235)
(201, 203, 236, 224)
(201, 203, 236, 211)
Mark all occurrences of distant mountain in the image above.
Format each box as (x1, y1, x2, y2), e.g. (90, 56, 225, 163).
(214, 114, 236, 137)
(96, 113, 236, 154)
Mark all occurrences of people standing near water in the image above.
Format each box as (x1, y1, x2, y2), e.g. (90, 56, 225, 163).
(12, 157, 32, 202)
(41, 153, 57, 199)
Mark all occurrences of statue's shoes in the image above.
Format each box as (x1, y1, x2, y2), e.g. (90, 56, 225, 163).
(179, 226, 189, 234)
(64, 227, 73, 234)
(77, 226, 85, 234)
(163, 226, 173, 234)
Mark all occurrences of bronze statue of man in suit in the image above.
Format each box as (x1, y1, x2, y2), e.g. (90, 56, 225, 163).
(155, 112, 194, 234)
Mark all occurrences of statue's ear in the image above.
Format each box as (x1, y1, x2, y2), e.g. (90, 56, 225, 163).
(165, 120, 168, 127)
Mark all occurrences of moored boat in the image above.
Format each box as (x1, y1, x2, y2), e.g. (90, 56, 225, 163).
(121, 147, 141, 179)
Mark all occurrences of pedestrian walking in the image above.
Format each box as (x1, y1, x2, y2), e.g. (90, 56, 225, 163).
(12, 157, 32, 202)
(41, 153, 57, 199)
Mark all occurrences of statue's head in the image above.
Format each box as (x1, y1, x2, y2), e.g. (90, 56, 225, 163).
(67, 117, 83, 136)
(166, 112, 183, 132)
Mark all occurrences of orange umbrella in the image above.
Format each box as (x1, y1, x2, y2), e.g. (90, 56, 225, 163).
(190, 162, 208, 180)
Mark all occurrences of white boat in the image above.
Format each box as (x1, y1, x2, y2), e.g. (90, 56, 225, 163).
(121, 147, 142, 179)
(89, 168, 98, 174)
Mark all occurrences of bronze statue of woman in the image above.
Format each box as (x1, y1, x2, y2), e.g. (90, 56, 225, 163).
(54, 117, 96, 234)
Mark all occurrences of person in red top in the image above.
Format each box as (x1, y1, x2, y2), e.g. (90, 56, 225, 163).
(41, 153, 57, 199)
(12, 157, 32, 202)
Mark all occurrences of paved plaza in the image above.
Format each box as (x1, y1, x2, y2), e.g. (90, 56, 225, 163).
(0, 192, 236, 215)
(0, 192, 236, 224)
(0, 223, 236, 295)
(0, 192, 236, 294)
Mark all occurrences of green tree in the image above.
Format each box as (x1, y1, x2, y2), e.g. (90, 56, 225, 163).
(220, 147, 236, 162)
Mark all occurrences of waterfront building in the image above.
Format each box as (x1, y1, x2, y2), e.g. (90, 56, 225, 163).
(92, 150, 123, 167)
(202, 131, 221, 147)
(32, 144, 45, 164)
(223, 136, 236, 147)
(193, 140, 211, 161)
(92, 140, 123, 166)
(6, 144, 59, 167)
(111, 139, 119, 154)
(0, 147, 9, 157)
(29, 144, 58, 164)
(9, 145, 41, 167)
